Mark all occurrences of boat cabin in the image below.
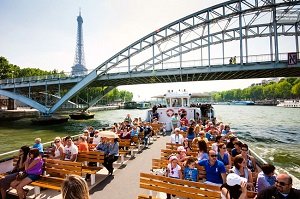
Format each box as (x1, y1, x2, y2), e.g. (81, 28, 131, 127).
(146, 90, 216, 131)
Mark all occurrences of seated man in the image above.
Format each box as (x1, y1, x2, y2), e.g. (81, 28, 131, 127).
(62, 136, 78, 161)
(257, 173, 300, 199)
(170, 128, 184, 144)
(198, 150, 226, 186)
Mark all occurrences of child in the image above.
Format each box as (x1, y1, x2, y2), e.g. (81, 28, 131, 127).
(166, 156, 182, 199)
(184, 157, 198, 182)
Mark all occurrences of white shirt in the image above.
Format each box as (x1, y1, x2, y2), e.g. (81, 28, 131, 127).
(167, 163, 181, 178)
(170, 133, 184, 144)
(92, 136, 101, 145)
(63, 144, 78, 161)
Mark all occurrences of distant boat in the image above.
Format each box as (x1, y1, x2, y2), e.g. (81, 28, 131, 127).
(31, 116, 69, 125)
(69, 112, 95, 120)
(136, 101, 151, 109)
(124, 101, 138, 109)
(229, 100, 255, 105)
(277, 100, 300, 108)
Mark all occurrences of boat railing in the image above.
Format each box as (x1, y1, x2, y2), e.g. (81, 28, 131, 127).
(0, 133, 83, 163)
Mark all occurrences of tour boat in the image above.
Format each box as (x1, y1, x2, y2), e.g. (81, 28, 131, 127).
(277, 100, 300, 108)
(229, 100, 255, 105)
(136, 101, 151, 109)
(124, 101, 138, 109)
(146, 90, 216, 131)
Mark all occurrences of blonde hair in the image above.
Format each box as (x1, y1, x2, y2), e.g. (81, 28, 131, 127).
(61, 175, 90, 199)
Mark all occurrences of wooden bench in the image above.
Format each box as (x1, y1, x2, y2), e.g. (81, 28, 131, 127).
(77, 151, 105, 184)
(31, 159, 83, 196)
(150, 123, 163, 140)
(118, 139, 133, 163)
(160, 149, 198, 160)
(151, 158, 207, 180)
(139, 172, 221, 199)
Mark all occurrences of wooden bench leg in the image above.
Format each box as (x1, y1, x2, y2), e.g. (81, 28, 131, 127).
(130, 149, 134, 157)
(119, 154, 125, 164)
(91, 174, 95, 185)
(34, 186, 41, 196)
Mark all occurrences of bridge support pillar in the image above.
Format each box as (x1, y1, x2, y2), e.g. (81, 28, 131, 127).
(7, 98, 17, 110)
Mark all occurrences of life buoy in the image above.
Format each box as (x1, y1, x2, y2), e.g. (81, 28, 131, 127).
(178, 108, 186, 115)
(166, 109, 174, 117)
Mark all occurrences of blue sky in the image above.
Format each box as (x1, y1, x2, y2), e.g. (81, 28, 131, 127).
(0, 0, 289, 100)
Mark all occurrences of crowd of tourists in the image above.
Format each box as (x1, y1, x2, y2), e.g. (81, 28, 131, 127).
(165, 117, 300, 198)
(1, 112, 300, 199)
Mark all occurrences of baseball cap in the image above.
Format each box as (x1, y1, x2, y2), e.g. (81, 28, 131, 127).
(169, 155, 178, 162)
(177, 146, 186, 152)
(226, 173, 247, 186)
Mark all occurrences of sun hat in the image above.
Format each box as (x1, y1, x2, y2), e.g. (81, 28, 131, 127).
(169, 155, 178, 162)
(226, 173, 247, 186)
(174, 128, 180, 132)
(177, 146, 186, 152)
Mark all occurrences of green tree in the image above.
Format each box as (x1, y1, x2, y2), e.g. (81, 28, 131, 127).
(275, 80, 292, 99)
(263, 83, 276, 99)
(291, 82, 300, 97)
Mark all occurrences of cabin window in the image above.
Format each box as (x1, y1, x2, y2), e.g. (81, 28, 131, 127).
(171, 98, 181, 107)
(183, 98, 188, 107)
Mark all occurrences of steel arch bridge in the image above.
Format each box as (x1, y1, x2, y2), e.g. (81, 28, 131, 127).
(0, 0, 300, 115)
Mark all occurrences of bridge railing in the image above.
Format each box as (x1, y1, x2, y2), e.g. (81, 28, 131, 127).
(0, 52, 298, 85)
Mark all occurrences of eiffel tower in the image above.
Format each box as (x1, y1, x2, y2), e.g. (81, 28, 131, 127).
(71, 11, 88, 76)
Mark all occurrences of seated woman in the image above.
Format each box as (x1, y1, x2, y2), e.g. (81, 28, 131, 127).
(217, 143, 232, 170)
(240, 143, 257, 172)
(103, 138, 119, 175)
(176, 146, 187, 163)
(49, 137, 64, 159)
(221, 173, 248, 199)
(211, 135, 224, 153)
(119, 128, 131, 139)
(182, 138, 191, 152)
(186, 127, 195, 147)
(256, 164, 276, 193)
(0, 146, 30, 199)
(230, 154, 254, 191)
(11, 148, 43, 199)
(197, 140, 209, 161)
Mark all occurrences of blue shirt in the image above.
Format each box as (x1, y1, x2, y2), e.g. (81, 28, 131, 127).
(184, 167, 198, 182)
(198, 159, 226, 184)
(109, 142, 119, 156)
(130, 129, 138, 137)
(217, 153, 229, 165)
(96, 143, 109, 154)
(33, 143, 43, 153)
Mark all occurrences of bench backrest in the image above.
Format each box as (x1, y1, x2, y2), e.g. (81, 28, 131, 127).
(77, 151, 105, 163)
(44, 159, 82, 177)
(161, 149, 198, 160)
(119, 139, 131, 148)
(140, 172, 220, 199)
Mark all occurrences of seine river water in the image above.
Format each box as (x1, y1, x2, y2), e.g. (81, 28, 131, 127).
(0, 105, 299, 178)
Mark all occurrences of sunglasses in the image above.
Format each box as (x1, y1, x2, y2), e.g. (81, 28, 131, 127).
(210, 155, 217, 157)
(54, 140, 60, 143)
(275, 180, 290, 186)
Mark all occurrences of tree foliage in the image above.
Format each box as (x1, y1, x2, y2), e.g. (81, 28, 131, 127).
(212, 78, 300, 101)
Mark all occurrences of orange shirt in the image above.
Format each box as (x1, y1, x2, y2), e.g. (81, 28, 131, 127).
(78, 142, 89, 152)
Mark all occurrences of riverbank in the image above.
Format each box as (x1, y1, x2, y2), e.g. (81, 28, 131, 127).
(0, 105, 121, 120)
